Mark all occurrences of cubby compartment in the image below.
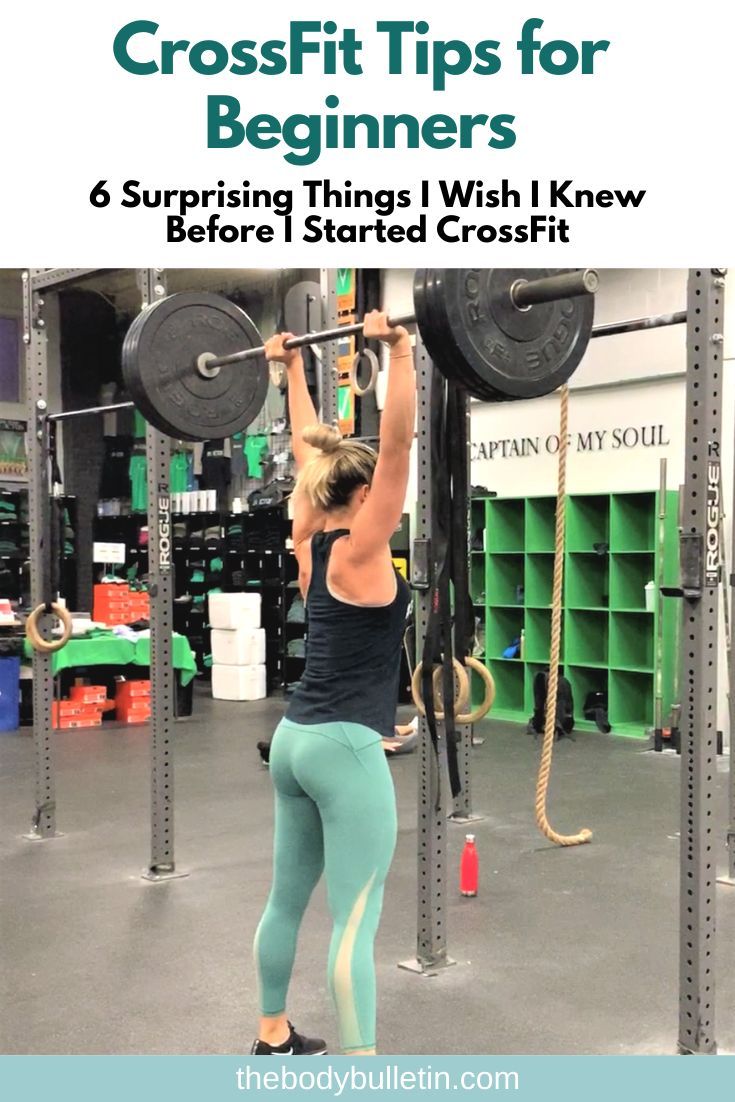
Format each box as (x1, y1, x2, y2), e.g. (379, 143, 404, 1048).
(524, 607, 552, 664)
(486, 498, 525, 553)
(525, 497, 556, 553)
(566, 495, 610, 553)
(487, 659, 525, 714)
(471, 555, 486, 605)
(485, 606, 524, 660)
(524, 662, 552, 717)
(472, 612, 486, 659)
(609, 611, 654, 671)
(486, 553, 525, 606)
(524, 553, 554, 607)
(565, 665, 609, 720)
(609, 553, 655, 611)
(565, 609, 608, 667)
(470, 498, 487, 555)
(610, 492, 656, 552)
(565, 553, 609, 609)
(609, 669, 654, 731)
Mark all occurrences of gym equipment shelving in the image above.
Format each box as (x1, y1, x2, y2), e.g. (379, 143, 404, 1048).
(0, 487, 77, 606)
(469, 490, 679, 735)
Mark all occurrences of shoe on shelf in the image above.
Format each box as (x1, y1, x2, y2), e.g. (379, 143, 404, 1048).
(251, 1022, 327, 1056)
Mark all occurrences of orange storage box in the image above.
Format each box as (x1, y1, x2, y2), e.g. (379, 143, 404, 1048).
(58, 715, 103, 730)
(52, 701, 102, 727)
(116, 702, 151, 725)
(69, 685, 108, 704)
(115, 679, 151, 702)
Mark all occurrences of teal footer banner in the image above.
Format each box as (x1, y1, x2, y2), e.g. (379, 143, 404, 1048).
(0, 1055, 733, 1102)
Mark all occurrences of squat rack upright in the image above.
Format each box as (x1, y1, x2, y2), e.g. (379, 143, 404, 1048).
(23, 267, 179, 880)
(21, 267, 337, 881)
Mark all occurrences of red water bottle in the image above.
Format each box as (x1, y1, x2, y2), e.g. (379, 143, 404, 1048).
(460, 834, 478, 897)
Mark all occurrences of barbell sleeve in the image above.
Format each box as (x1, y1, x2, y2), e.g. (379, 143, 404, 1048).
(511, 269, 599, 309)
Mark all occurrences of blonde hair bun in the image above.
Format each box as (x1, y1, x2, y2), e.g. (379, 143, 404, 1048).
(302, 424, 342, 454)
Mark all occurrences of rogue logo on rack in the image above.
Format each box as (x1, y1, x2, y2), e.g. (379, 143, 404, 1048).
(705, 445, 721, 588)
(158, 490, 171, 573)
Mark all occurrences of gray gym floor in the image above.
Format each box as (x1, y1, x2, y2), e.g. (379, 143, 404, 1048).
(1, 693, 734, 1055)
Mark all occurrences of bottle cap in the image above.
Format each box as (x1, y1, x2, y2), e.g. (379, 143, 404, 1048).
(466, 833, 475, 843)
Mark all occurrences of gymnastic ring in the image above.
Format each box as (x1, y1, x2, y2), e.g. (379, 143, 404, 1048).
(25, 602, 73, 654)
(350, 349, 379, 397)
(411, 659, 470, 721)
(455, 656, 496, 724)
(269, 361, 287, 390)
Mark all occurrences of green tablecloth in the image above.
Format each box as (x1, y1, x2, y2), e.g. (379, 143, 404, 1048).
(23, 631, 198, 686)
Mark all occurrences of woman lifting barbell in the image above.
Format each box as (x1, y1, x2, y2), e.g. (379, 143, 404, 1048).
(251, 311, 414, 1057)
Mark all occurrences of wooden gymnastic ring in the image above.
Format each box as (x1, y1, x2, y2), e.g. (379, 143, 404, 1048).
(350, 349, 379, 397)
(25, 602, 73, 654)
(411, 659, 470, 721)
(455, 656, 496, 724)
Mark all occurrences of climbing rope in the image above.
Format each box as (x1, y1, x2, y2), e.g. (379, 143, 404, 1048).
(534, 385, 593, 847)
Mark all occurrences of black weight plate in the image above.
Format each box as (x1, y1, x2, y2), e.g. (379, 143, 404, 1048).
(413, 268, 432, 357)
(122, 293, 268, 441)
(415, 268, 464, 387)
(436, 269, 594, 401)
(428, 269, 500, 401)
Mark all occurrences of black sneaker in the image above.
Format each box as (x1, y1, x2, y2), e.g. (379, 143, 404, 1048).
(257, 740, 271, 765)
(251, 1022, 327, 1055)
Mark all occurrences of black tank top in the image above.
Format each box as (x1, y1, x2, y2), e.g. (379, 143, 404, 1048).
(286, 530, 411, 738)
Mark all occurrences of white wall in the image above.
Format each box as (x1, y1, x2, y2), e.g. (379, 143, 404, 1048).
(470, 376, 686, 496)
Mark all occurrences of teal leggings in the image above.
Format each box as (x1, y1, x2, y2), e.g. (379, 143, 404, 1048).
(254, 717, 397, 1053)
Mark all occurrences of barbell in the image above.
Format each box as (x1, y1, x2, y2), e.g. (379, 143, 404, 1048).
(120, 268, 598, 441)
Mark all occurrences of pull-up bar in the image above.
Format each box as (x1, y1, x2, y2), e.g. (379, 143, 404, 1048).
(47, 400, 135, 422)
(591, 309, 687, 339)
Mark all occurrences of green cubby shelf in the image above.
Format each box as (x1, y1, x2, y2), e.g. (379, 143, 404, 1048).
(486, 553, 524, 607)
(565, 609, 608, 666)
(565, 552, 609, 610)
(524, 662, 550, 715)
(610, 492, 656, 552)
(524, 553, 554, 607)
(486, 498, 525, 552)
(609, 612, 653, 671)
(471, 555, 486, 604)
(609, 669, 654, 727)
(474, 490, 679, 736)
(566, 495, 609, 553)
(485, 606, 524, 660)
(565, 665, 609, 714)
(609, 553, 655, 611)
(524, 607, 553, 664)
(487, 659, 525, 715)
(525, 497, 556, 552)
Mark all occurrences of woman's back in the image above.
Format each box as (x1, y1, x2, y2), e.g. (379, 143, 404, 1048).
(287, 530, 411, 739)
